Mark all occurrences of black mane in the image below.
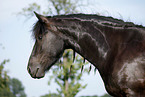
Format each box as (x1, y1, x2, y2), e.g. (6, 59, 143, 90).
(33, 14, 145, 39)
(49, 14, 145, 28)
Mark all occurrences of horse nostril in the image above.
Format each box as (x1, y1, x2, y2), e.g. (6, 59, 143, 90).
(35, 68, 39, 77)
(27, 66, 44, 78)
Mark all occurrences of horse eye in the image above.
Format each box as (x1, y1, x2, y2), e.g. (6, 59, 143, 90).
(38, 36, 42, 40)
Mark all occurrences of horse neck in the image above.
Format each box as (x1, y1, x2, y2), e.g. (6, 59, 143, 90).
(54, 19, 110, 69)
(50, 16, 145, 84)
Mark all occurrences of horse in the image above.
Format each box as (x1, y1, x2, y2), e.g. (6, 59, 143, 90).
(28, 12, 145, 97)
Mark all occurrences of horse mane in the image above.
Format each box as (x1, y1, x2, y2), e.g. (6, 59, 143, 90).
(33, 14, 145, 39)
(50, 14, 145, 28)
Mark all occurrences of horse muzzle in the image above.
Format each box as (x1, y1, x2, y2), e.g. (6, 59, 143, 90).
(27, 65, 45, 79)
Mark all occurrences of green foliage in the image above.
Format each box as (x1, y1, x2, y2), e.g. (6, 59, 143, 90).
(41, 92, 61, 97)
(48, 50, 88, 97)
(41, 93, 112, 97)
(18, 0, 85, 17)
(100, 94, 112, 97)
(18, 3, 41, 18)
(80, 94, 112, 97)
(0, 59, 13, 97)
(9, 78, 27, 97)
(0, 59, 26, 97)
(49, 0, 78, 15)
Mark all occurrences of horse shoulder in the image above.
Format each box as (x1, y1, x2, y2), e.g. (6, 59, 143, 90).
(117, 54, 145, 96)
(105, 37, 145, 96)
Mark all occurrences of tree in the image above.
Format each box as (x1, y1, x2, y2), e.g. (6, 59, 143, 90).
(19, 0, 90, 97)
(41, 93, 61, 97)
(0, 59, 14, 97)
(47, 0, 79, 15)
(18, 0, 86, 17)
(0, 60, 27, 97)
(48, 50, 87, 97)
(0, 45, 27, 97)
(9, 78, 27, 97)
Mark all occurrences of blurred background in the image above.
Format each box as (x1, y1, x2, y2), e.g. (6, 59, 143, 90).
(0, 0, 145, 97)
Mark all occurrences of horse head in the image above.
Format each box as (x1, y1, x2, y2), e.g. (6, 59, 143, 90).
(28, 12, 64, 78)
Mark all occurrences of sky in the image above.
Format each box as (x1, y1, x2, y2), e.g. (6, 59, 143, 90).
(0, 0, 145, 97)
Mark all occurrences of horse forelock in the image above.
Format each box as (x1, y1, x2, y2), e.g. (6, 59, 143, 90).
(32, 21, 47, 40)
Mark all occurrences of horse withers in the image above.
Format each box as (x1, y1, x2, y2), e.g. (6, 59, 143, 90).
(28, 12, 145, 97)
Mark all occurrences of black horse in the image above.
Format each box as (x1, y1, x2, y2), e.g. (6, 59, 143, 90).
(28, 12, 145, 97)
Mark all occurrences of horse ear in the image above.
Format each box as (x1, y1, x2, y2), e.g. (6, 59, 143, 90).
(34, 11, 49, 23)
